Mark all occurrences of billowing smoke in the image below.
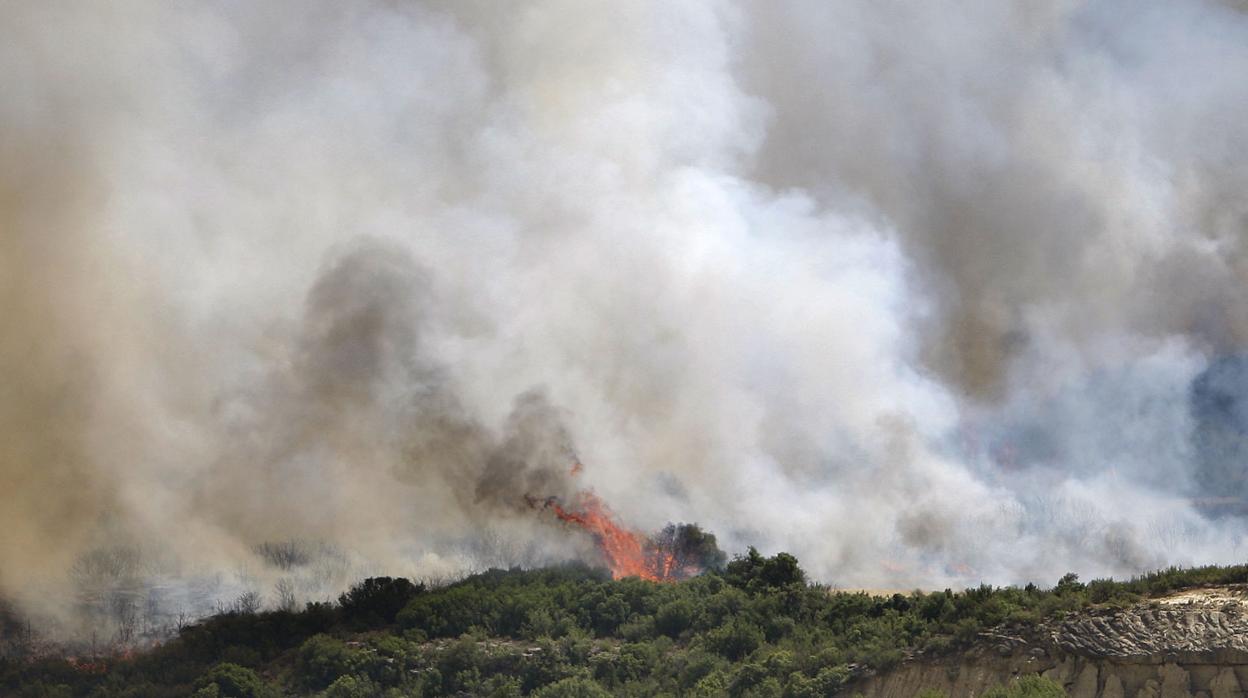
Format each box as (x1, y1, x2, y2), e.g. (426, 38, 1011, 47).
(4, 0, 1248, 637)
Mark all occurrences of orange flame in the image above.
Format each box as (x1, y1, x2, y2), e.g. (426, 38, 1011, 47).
(527, 490, 694, 582)
(65, 650, 131, 673)
(550, 492, 656, 580)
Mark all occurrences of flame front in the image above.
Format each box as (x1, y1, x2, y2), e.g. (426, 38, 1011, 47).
(528, 491, 692, 581)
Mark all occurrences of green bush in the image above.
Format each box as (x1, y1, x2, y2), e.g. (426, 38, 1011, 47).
(480, 674, 524, 697)
(337, 577, 423, 627)
(983, 675, 1068, 697)
(529, 676, 612, 697)
(193, 663, 275, 698)
(726, 548, 806, 591)
(319, 674, 381, 698)
(706, 618, 765, 660)
(295, 635, 358, 690)
(655, 598, 696, 638)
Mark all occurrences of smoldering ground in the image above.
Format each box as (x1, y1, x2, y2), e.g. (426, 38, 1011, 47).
(4, 0, 1248, 639)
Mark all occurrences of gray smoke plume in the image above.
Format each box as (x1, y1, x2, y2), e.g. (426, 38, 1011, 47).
(4, 0, 1248, 636)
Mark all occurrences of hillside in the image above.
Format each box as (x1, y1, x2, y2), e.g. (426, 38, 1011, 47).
(4, 553, 1248, 697)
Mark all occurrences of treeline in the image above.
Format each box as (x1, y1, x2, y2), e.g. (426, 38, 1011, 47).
(3, 553, 1247, 696)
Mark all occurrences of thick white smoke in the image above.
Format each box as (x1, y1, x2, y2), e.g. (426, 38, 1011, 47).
(4, 0, 1248, 634)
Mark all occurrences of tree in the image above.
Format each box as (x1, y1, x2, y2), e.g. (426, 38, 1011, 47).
(231, 591, 262, 615)
(648, 523, 728, 578)
(338, 577, 423, 626)
(1054, 573, 1084, 596)
(725, 548, 805, 590)
(274, 578, 297, 613)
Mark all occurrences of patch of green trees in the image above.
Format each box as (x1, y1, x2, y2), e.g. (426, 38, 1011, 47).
(3, 551, 1245, 696)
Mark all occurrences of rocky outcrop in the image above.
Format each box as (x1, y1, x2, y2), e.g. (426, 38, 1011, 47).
(1055, 603, 1248, 663)
(848, 588, 1248, 697)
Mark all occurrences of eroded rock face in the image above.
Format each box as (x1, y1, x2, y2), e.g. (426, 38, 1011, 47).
(1102, 674, 1126, 698)
(1158, 663, 1192, 698)
(850, 656, 1248, 698)
(848, 589, 1248, 697)
(1069, 663, 1099, 698)
(1055, 605, 1248, 663)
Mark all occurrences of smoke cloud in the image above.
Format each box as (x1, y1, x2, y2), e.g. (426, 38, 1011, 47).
(4, 0, 1248, 633)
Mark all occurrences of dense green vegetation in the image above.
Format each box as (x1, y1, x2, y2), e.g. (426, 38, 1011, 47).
(3, 552, 1247, 696)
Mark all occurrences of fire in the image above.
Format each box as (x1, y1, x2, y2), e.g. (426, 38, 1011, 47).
(527, 490, 695, 582)
(65, 649, 132, 673)
(67, 657, 110, 674)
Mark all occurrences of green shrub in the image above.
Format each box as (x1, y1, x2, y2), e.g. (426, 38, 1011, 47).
(337, 577, 423, 627)
(193, 663, 275, 698)
(655, 599, 696, 638)
(318, 674, 381, 698)
(691, 669, 732, 697)
(983, 675, 1068, 697)
(530, 676, 612, 697)
(480, 674, 524, 697)
(706, 618, 764, 661)
(295, 635, 358, 690)
(726, 549, 806, 591)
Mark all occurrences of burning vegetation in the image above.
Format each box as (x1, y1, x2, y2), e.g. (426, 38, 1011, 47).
(524, 487, 725, 582)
